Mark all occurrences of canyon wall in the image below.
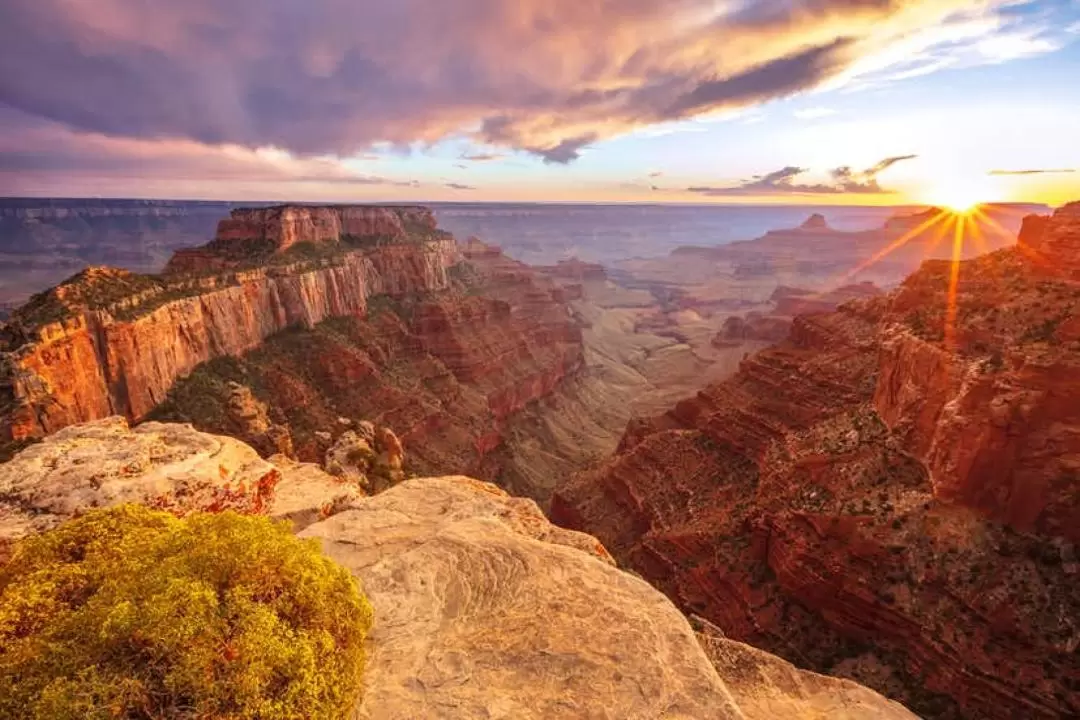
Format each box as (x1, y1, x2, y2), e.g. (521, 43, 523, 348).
(1, 208, 586, 498)
(1, 211, 462, 443)
(212, 204, 439, 252)
(553, 203, 1080, 719)
(147, 237, 584, 500)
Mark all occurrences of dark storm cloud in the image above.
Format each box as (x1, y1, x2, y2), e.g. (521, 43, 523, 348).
(0, 0, 993, 165)
(666, 39, 854, 117)
(689, 155, 916, 196)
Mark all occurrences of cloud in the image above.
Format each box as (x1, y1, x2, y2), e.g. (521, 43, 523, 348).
(0, 107, 423, 196)
(988, 168, 1075, 176)
(460, 152, 505, 163)
(976, 31, 1060, 62)
(445, 182, 476, 190)
(794, 107, 838, 120)
(0, 0, 1051, 170)
(648, 171, 664, 178)
(690, 154, 916, 196)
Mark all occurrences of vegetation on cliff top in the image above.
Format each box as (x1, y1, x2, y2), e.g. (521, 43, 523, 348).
(0, 505, 372, 720)
(2, 227, 454, 336)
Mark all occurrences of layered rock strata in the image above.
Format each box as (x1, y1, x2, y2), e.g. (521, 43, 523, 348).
(148, 237, 584, 500)
(214, 204, 437, 251)
(0, 209, 462, 443)
(554, 203, 1080, 719)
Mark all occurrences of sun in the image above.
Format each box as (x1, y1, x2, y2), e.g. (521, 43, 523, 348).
(927, 186, 983, 214)
(921, 176, 995, 214)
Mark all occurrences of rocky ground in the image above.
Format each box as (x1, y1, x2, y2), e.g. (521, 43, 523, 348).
(0, 417, 918, 719)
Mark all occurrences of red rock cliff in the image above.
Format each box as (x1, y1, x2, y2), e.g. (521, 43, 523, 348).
(214, 205, 437, 251)
(1, 213, 461, 443)
(1018, 201, 1080, 279)
(145, 236, 584, 501)
(553, 203, 1080, 720)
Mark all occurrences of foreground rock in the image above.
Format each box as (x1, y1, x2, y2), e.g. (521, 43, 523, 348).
(0, 420, 914, 718)
(554, 203, 1080, 719)
(301, 476, 916, 719)
(0, 417, 360, 541)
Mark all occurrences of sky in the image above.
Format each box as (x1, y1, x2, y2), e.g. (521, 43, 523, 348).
(1, 0, 1079, 206)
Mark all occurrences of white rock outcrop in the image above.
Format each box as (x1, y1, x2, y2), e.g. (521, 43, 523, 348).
(0, 416, 359, 540)
(301, 476, 917, 720)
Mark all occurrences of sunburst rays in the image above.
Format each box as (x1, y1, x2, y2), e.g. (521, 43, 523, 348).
(826, 203, 1028, 353)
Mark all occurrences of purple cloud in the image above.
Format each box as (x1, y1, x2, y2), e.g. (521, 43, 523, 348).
(0, 0, 1009, 167)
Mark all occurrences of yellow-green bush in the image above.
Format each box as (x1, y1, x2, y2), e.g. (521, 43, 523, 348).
(0, 505, 372, 720)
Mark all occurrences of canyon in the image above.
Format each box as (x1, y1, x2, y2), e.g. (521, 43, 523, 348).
(0, 200, 771, 501)
(0, 206, 589, 502)
(3, 198, 1078, 719)
(552, 202, 1080, 719)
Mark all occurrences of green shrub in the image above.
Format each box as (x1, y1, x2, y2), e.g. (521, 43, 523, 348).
(0, 505, 372, 720)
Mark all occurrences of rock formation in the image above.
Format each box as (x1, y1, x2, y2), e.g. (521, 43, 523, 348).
(224, 381, 294, 457)
(713, 314, 792, 346)
(142, 233, 583, 500)
(0, 205, 466, 440)
(1019, 201, 1080, 279)
(1, 208, 586, 501)
(553, 203, 1080, 719)
(800, 213, 830, 231)
(0, 206, 464, 444)
(213, 205, 436, 252)
(0, 416, 361, 543)
(167, 204, 442, 271)
(0, 419, 916, 719)
(301, 475, 918, 719)
(0, 211, 581, 498)
(323, 423, 407, 494)
(325, 429, 378, 491)
(713, 283, 883, 347)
